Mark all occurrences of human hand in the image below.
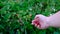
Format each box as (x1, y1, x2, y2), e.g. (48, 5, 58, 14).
(32, 14, 50, 29)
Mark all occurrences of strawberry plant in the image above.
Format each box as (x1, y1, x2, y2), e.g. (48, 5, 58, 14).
(0, 0, 60, 34)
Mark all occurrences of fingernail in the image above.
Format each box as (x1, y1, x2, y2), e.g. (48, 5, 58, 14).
(37, 25, 40, 28)
(35, 24, 37, 27)
(35, 16, 39, 20)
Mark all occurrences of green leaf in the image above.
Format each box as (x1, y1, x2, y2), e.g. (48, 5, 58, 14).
(3, 13, 11, 21)
(53, 31, 60, 34)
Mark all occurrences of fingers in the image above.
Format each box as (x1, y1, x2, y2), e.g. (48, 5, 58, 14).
(35, 23, 41, 28)
(32, 20, 38, 26)
(35, 14, 40, 19)
(34, 14, 43, 22)
(32, 20, 36, 25)
(32, 19, 41, 28)
(32, 14, 46, 29)
(32, 20, 44, 29)
(32, 14, 49, 29)
(32, 15, 41, 29)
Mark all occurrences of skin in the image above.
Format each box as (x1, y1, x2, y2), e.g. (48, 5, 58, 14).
(32, 11, 60, 29)
(48, 11, 60, 27)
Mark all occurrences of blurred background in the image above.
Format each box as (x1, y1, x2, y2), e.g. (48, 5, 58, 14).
(0, 0, 60, 34)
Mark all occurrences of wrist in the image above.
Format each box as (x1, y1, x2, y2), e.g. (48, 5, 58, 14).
(46, 17, 51, 27)
(46, 16, 54, 27)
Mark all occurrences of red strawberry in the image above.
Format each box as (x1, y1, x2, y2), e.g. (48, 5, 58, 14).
(33, 19, 41, 28)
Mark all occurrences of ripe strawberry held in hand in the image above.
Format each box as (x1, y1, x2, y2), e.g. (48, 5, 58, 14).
(32, 14, 50, 29)
(32, 19, 41, 28)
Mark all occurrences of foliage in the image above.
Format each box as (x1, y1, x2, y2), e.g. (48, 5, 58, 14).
(0, 0, 60, 34)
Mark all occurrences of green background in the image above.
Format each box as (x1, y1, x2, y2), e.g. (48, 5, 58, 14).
(0, 0, 60, 34)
